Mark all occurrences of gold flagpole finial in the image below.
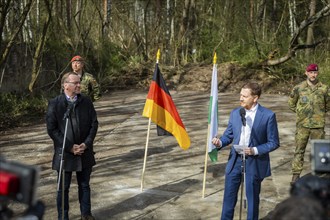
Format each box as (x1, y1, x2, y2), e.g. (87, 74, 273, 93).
(213, 52, 217, 65)
(156, 49, 160, 63)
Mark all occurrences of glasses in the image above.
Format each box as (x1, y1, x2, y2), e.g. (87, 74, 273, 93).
(66, 81, 81, 85)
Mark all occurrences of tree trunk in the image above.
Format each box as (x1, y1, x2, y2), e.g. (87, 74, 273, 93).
(306, 0, 316, 57)
(164, 0, 172, 64)
(0, 0, 33, 68)
(188, 0, 196, 63)
(262, 4, 330, 67)
(178, 0, 190, 65)
(0, 0, 12, 50)
(171, 0, 177, 66)
(288, 0, 297, 37)
(29, 0, 53, 93)
(102, 0, 111, 37)
(66, 0, 71, 28)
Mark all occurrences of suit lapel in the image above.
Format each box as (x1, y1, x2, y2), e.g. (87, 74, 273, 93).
(249, 105, 264, 146)
(253, 105, 264, 129)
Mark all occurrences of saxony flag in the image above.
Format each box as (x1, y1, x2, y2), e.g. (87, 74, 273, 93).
(208, 59, 218, 162)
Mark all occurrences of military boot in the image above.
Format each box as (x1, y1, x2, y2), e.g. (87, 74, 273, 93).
(290, 174, 300, 186)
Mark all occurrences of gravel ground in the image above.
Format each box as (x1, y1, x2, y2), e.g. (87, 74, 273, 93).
(1, 90, 329, 220)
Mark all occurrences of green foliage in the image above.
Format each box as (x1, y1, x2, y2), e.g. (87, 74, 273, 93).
(0, 93, 47, 131)
(1, 0, 329, 131)
(87, 41, 131, 90)
(319, 66, 330, 86)
(96, 41, 127, 78)
(313, 51, 330, 86)
(284, 49, 330, 84)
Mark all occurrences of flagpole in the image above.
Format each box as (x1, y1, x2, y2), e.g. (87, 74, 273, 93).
(202, 52, 217, 198)
(141, 49, 161, 191)
(141, 118, 151, 191)
(202, 124, 211, 198)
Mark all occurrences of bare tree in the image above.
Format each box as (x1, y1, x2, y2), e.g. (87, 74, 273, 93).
(66, 0, 72, 28)
(263, 4, 330, 66)
(29, 0, 54, 93)
(0, 0, 34, 68)
(288, 0, 298, 37)
(164, 0, 173, 64)
(306, 0, 316, 56)
(102, 0, 111, 37)
(177, 0, 196, 65)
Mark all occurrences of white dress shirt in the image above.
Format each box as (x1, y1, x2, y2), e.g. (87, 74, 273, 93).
(239, 104, 259, 155)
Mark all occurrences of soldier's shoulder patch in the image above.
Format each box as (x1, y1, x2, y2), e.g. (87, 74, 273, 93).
(301, 96, 308, 103)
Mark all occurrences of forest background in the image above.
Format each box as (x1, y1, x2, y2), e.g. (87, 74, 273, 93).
(0, 0, 329, 130)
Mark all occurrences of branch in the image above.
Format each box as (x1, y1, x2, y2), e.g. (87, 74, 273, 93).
(261, 4, 330, 67)
(265, 38, 329, 66)
(290, 4, 330, 46)
(0, 0, 34, 67)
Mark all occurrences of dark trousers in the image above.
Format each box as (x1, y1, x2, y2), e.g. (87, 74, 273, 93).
(57, 167, 92, 220)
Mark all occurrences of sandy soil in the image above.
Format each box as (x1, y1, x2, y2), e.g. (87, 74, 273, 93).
(1, 90, 329, 220)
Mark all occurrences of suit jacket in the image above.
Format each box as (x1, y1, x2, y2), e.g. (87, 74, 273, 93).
(220, 104, 280, 179)
(46, 93, 98, 172)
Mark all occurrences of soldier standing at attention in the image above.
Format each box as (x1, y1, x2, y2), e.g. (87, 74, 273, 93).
(71, 55, 101, 102)
(288, 63, 330, 185)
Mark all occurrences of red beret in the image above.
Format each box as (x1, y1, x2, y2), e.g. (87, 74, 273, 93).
(71, 55, 84, 62)
(306, 64, 318, 72)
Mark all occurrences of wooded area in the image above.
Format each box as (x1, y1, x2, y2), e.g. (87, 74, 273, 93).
(0, 0, 329, 94)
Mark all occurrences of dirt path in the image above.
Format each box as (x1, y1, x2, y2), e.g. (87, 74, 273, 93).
(1, 90, 329, 219)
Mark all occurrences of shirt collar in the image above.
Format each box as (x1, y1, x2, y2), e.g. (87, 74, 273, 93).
(65, 94, 77, 102)
(246, 103, 258, 113)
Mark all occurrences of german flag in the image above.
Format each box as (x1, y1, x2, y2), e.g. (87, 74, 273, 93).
(142, 64, 191, 150)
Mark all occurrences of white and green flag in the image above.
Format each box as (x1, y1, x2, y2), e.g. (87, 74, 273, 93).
(208, 55, 218, 162)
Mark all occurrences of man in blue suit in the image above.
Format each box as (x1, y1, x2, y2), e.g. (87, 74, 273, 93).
(212, 82, 280, 220)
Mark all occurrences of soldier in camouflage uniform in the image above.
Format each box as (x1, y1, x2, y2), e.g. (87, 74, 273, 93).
(288, 64, 330, 185)
(71, 55, 101, 102)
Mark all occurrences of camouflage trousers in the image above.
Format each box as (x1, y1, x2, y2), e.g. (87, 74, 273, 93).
(291, 126, 325, 174)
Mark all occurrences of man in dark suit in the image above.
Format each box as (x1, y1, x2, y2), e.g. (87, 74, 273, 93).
(212, 82, 280, 220)
(46, 72, 98, 220)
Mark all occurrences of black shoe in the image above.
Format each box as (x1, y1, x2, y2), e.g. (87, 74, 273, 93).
(81, 215, 95, 220)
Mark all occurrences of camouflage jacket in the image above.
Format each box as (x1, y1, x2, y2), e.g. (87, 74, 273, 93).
(80, 72, 101, 102)
(288, 80, 330, 128)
